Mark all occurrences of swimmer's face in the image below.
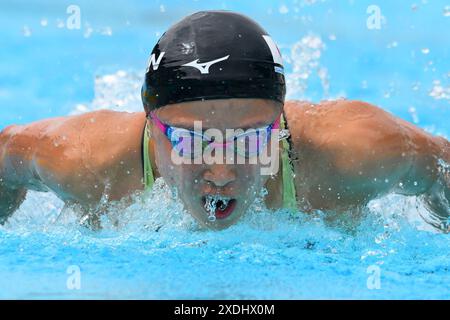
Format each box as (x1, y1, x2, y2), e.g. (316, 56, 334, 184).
(149, 98, 282, 230)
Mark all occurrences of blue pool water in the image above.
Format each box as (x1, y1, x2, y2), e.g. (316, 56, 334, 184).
(0, 0, 449, 299)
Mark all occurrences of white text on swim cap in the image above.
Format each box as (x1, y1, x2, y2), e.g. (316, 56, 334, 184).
(262, 35, 283, 66)
(146, 52, 165, 72)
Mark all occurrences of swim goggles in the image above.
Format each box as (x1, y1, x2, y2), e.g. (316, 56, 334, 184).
(149, 111, 281, 159)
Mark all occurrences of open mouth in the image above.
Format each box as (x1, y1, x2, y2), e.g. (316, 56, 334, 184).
(201, 195, 237, 221)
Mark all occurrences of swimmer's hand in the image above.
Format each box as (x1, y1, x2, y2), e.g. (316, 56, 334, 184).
(0, 126, 27, 223)
(0, 183, 27, 224)
(420, 137, 450, 232)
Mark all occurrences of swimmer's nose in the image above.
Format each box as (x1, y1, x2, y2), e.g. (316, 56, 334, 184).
(203, 164, 237, 188)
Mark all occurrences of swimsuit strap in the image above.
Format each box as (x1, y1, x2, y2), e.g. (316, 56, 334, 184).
(143, 121, 155, 190)
(280, 114, 298, 211)
(142, 117, 297, 210)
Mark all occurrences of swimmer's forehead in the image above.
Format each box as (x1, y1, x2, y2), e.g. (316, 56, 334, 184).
(156, 98, 282, 130)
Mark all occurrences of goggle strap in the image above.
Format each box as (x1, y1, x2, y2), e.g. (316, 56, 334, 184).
(150, 111, 168, 135)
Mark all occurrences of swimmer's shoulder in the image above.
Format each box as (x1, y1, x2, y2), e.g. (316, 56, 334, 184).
(50, 110, 146, 175)
(1, 110, 146, 180)
(283, 99, 412, 163)
(283, 98, 401, 142)
(1, 109, 145, 139)
(2, 110, 146, 152)
(71, 109, 146, 152)
(283, 98, 386, 130)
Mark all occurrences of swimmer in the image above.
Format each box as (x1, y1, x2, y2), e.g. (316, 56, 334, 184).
(0, 11, 449, 231)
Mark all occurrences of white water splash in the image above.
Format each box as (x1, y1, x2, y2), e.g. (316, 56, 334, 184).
(284, 35, 329, 99)
(429, 80, 450, 101)
(70, 70, 143, 115)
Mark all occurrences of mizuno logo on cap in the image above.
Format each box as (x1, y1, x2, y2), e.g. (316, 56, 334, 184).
(182, 55, 230, 74)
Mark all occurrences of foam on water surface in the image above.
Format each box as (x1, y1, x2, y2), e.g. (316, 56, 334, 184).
(1, 174, 449, 299)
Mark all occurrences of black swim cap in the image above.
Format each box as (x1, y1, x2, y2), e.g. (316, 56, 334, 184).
(142, 10, 286, 114)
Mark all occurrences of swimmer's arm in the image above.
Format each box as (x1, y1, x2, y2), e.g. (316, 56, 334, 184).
(374, 111, 450, 231)
(0, 183, 27, 224)
(0, 125, 30, 222)
(406, 135, 450, 231)
(356, 106, 450, 230)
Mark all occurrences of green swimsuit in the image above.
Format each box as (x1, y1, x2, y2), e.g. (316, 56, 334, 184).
(142, 115, 297, 210)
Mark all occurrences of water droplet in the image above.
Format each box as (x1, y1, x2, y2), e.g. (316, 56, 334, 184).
(100, 27, 113, 36)
(444, 5, 450, 17)
(22, 25, 32, 37)
(56, 19, 65, 29)
(84, 25, 93, 38)
(421, 48, 430, 55)
(361, 80, 368, 89)
(279, 5, 289, 14)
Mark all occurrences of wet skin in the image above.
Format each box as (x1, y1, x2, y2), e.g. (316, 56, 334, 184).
(0, 98, 449, 230)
